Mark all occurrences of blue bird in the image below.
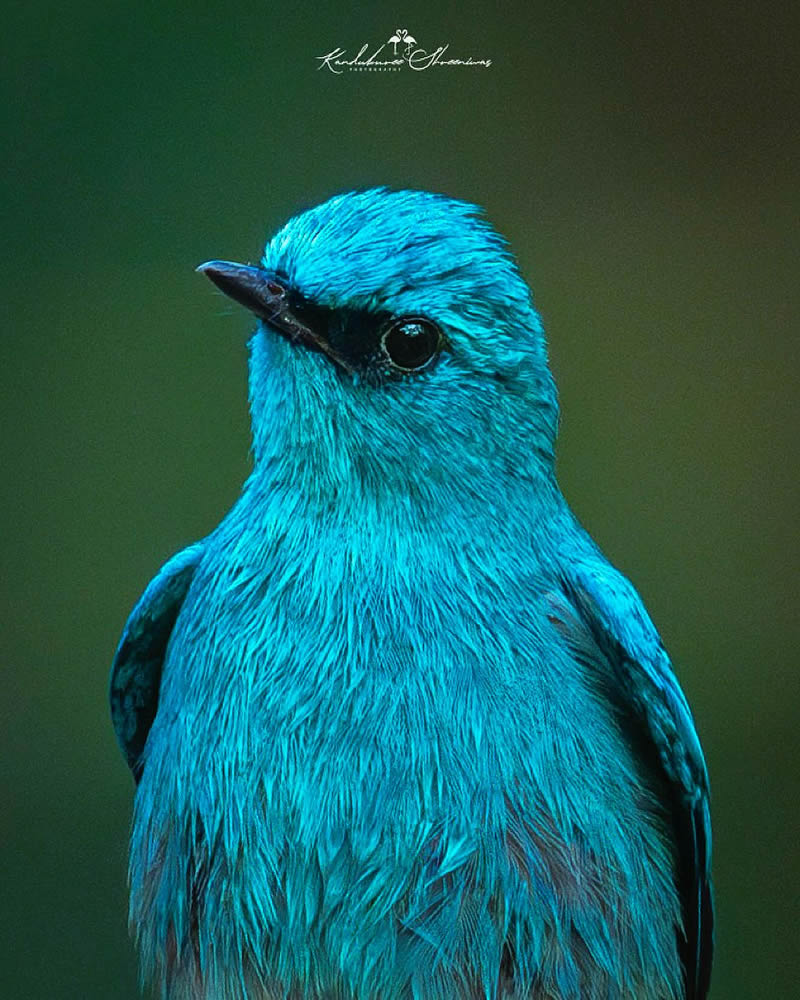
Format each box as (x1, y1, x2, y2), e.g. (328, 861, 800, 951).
(110, 188, 713, 1000)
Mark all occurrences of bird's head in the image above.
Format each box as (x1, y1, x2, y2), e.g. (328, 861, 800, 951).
(199, 188, 559, 508)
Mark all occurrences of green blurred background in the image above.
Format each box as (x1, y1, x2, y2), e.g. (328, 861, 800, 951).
(2, 2, 798, 997)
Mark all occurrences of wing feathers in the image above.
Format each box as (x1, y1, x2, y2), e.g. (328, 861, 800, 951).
(558, 564, 713, 999)
(110, 542, 204, 781)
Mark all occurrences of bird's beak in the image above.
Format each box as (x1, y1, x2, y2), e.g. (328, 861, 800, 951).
(196, 260, 354, 373)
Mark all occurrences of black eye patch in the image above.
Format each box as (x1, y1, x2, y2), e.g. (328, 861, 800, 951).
(285, 290, 442, 380)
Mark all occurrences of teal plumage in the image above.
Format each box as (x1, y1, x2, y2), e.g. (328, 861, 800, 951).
(110, 188, 713, 999)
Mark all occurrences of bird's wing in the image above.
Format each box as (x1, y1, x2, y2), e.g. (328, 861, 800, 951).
(109, 542, 204, 782)
(552, 559, 713, 1000)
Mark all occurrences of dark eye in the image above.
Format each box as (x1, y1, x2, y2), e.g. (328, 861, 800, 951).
(380, 317, 442, 372)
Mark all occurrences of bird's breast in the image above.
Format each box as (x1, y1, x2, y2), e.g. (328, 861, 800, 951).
(129, 510, 682, 999)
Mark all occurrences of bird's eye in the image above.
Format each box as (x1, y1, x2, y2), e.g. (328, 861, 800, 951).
(380, 317, 442, 372)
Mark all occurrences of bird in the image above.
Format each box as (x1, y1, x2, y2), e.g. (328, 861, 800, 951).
(110, 188, 713, 1000)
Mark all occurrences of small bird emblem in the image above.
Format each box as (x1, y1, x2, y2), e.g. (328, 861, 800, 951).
(388, 28, 416, 56)
(111, 188, 713, 999)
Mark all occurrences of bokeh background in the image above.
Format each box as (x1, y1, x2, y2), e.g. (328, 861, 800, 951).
(2, 2, 798, 997)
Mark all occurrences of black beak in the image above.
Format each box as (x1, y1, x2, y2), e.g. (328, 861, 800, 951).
(196, 260, 289, 322)
(197, 260, 354, 373)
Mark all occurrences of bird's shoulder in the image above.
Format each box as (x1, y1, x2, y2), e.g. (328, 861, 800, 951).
(109, 540, 205, 781)
(553, 552, 710, 806)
